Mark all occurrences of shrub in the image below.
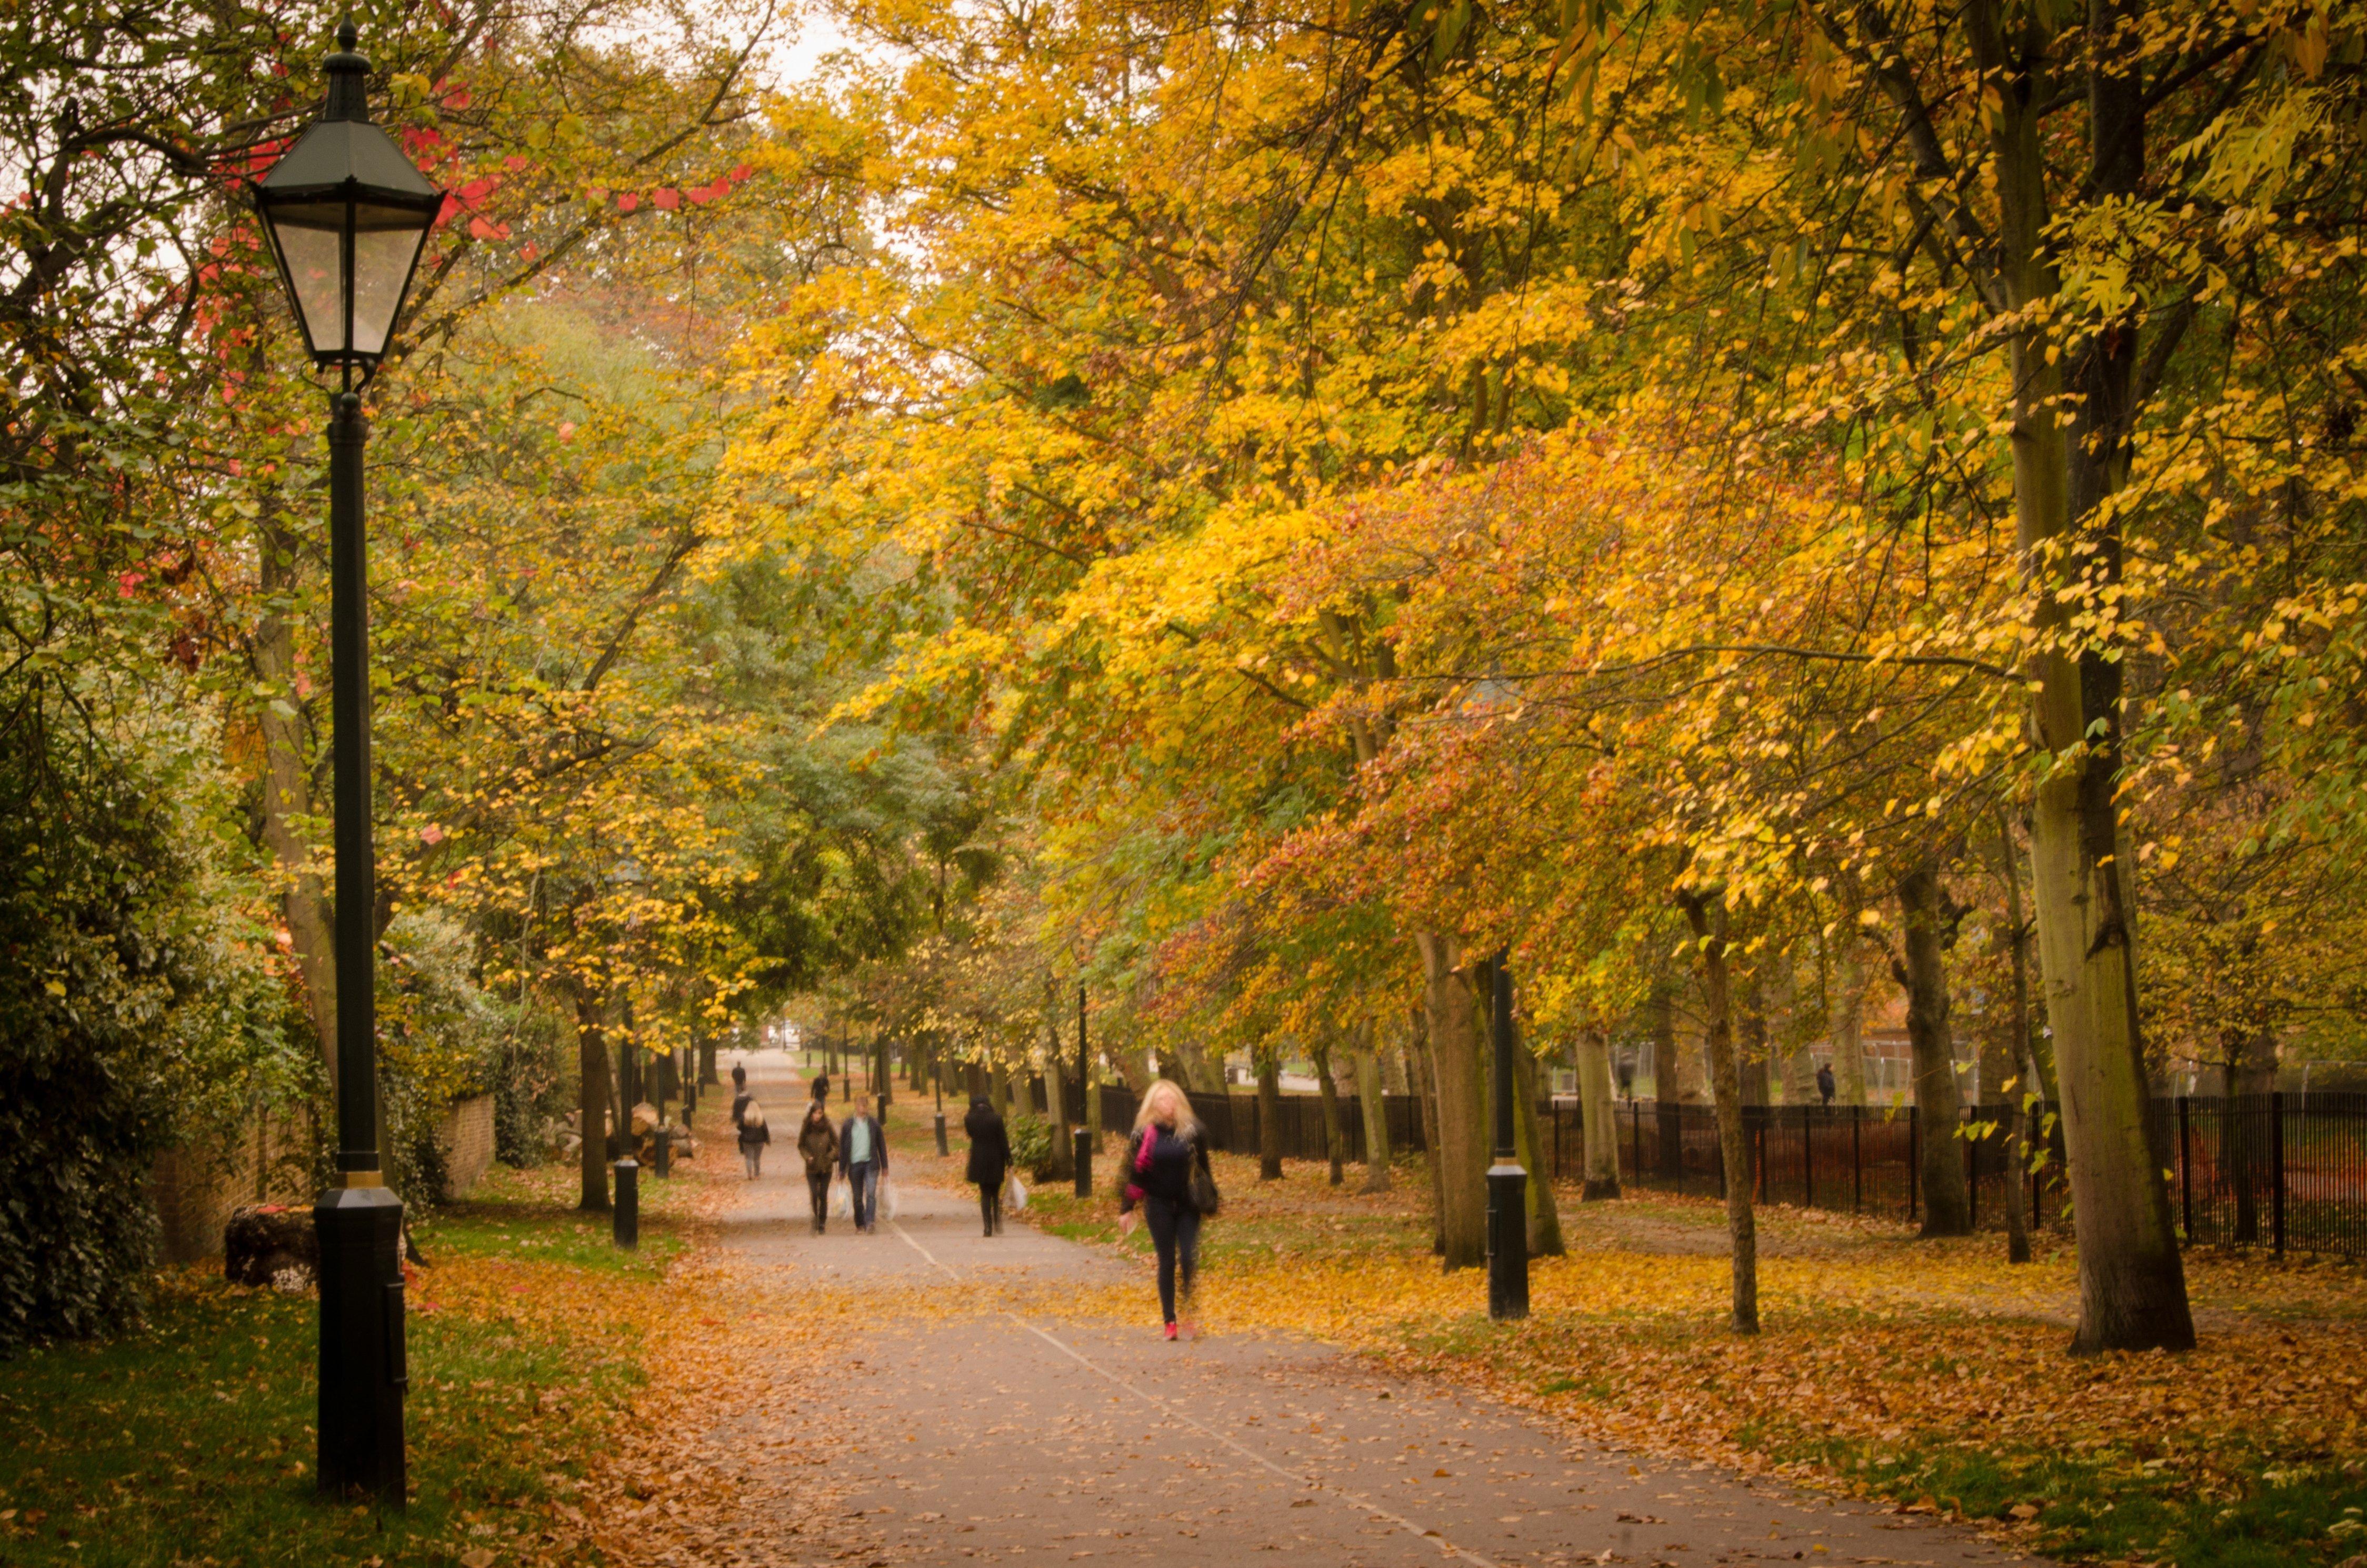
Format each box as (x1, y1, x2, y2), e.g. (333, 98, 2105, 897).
(1006, 1111, 1059, 1181)
(0, 704, 301, 1353)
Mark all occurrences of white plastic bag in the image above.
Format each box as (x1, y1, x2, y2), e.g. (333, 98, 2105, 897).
(880, 1177, 901, 1221)
(1005, 1173, 1028, 1213)
(829, 1177, 851, 1219)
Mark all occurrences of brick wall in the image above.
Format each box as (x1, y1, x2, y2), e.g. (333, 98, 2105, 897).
(147, 1109, 313, 1264)
(438, 1094, 495, 1199)
(148, 1091, 497, 1262)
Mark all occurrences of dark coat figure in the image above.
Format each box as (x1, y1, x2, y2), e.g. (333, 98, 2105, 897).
(811, 1073, 830, 1103)
(797, 1103, 840, 1233)
(1816, 1063, 1837, 1107)
(964, 1097, 1012, 1236)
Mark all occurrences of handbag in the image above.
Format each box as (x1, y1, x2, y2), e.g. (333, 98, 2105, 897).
(1005, 1173, 1028, 1213)
(880, 1177, 901, 1221)
(829, 1177, 851, 1219)
(1187, 1145, 1221, 1217)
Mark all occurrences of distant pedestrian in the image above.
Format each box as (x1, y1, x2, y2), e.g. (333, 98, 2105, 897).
(1816, 1062, 1836, 1107)
(797, 1100, 840, 1233)
(1118, 1078, 1213, 1341)
(839, 1093, 888, 1234)
(811, 1071, 830, 1104)
(964, 1095, 1011, 1236)
(737, 1100, 771, 1179)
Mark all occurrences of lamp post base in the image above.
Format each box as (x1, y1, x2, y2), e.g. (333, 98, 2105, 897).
(1073, 1129, 1093, 1199)
(1486, 1162, 1530, 1321)
(315, 1181, 407, 1505)
(613, 1160, 639, 1249)
(935, 1113, 949, 1156)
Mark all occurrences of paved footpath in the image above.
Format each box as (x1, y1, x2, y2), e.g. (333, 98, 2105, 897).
(713, 1056, 2041, 1568)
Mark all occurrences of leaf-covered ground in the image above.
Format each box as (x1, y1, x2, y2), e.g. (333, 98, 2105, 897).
(1029, 1148, 2367, 1568)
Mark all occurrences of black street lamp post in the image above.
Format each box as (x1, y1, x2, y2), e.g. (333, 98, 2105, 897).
(1487, 950, 1530, 1321)
(253, 17, 442, 1508)
(1073, 984, 1092, 1199)
(933, 1049, 948, 1156)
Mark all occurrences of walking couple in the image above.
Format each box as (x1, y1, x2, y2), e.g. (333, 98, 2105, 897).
(795, 1084, 890, 1235)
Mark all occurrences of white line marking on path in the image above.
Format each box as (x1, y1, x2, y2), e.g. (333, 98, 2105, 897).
(889, 1217, 1499, 1567)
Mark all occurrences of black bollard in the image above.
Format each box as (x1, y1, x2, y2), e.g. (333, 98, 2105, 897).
(1486, 950, 1530, 1321)
(1073, 1126, 1092, 1199)
(935, 1112, 949, 1156)
(613, 1158, 639, 1250)
(654, 1122, 671, 1179)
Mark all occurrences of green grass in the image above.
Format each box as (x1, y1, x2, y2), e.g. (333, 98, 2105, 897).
(1785, 1435, 2367, 1568)
(0, 1275, 627, 1567)
(0, 1166, 680, 1567)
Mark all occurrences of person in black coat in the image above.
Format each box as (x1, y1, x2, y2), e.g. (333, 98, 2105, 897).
(964, 1095, 1012, 1236)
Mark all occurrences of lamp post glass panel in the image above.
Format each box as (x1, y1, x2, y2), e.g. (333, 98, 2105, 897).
(252, 18, 442, 1507)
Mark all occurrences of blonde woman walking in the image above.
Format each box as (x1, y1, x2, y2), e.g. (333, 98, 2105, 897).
(737, 1099, 771, 1179)
(1116, 1079, 1217, 1340)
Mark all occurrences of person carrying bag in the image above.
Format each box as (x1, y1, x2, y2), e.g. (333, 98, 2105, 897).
(964, 1094, 1012, 1236)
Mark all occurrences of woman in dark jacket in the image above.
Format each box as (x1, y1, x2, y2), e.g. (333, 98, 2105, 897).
(963, 1095, 1012, 1236)
(1117, 1078, 1209, 1340)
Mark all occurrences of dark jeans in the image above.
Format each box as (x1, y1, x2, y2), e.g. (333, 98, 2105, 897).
(977, 1181, 1003, 1235)
(806, 1171, 831, 1230)
(1144, 1195, 1201, 1324)
(848, 1161, 877, 1230)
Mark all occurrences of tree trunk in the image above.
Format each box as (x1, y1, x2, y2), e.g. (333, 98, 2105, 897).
(1256, 1052, 1284, 1181)
(2229, 1025, 2278, 1244)
(1417, 934, 1489, 1270)
(1674, 991, 1712, 1104)
(990, 1062, 1011, 1118)
(1896, 860, 1972, 1236)
(1382, 1040, 1410, 1095)
(1996, 809, 2038, 1264)
(1978, 0, 2193, 1353)
(1577, 1026, 1621, 1199)
(700, 1038, 718, 1086)
(576, 991, 610, 1212)
(1737, 973, 1772, 1107)
(1831, 941, 1868, 1104)
(1510, 1033, 1564, 1257)
(1354, 1035, 1393, 1193)
(1679, 890, 1757, 1333)
(1412, 1004, 1446, 1255)
(251, 520, 339, 1095)
(1313, 1042, 1345, 1186)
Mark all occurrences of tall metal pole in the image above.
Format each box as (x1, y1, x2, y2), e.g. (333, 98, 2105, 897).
(314, 386, 408, 1504)
(1074, 983, 1093, 1197)
(1486, 948, 1529, 1320)
(934, 1044, 948, 1156)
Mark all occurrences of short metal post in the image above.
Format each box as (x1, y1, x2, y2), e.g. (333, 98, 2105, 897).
(2178, 1095, 2192, 1241)
(1485, 953, 1529, 1321)
(654, 1118, 671, 1179)
(613, 1158, 638, 1250)
(2273, 1091, 2286, 1257)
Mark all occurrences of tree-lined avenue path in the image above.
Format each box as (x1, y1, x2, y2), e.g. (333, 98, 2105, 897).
(707, 1054, 2041, 1568)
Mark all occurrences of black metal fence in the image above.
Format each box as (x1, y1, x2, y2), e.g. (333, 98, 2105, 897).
(1086, 1082, 2367, 1259)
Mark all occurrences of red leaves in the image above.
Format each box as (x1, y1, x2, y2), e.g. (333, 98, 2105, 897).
(652, 187, 681, 211)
